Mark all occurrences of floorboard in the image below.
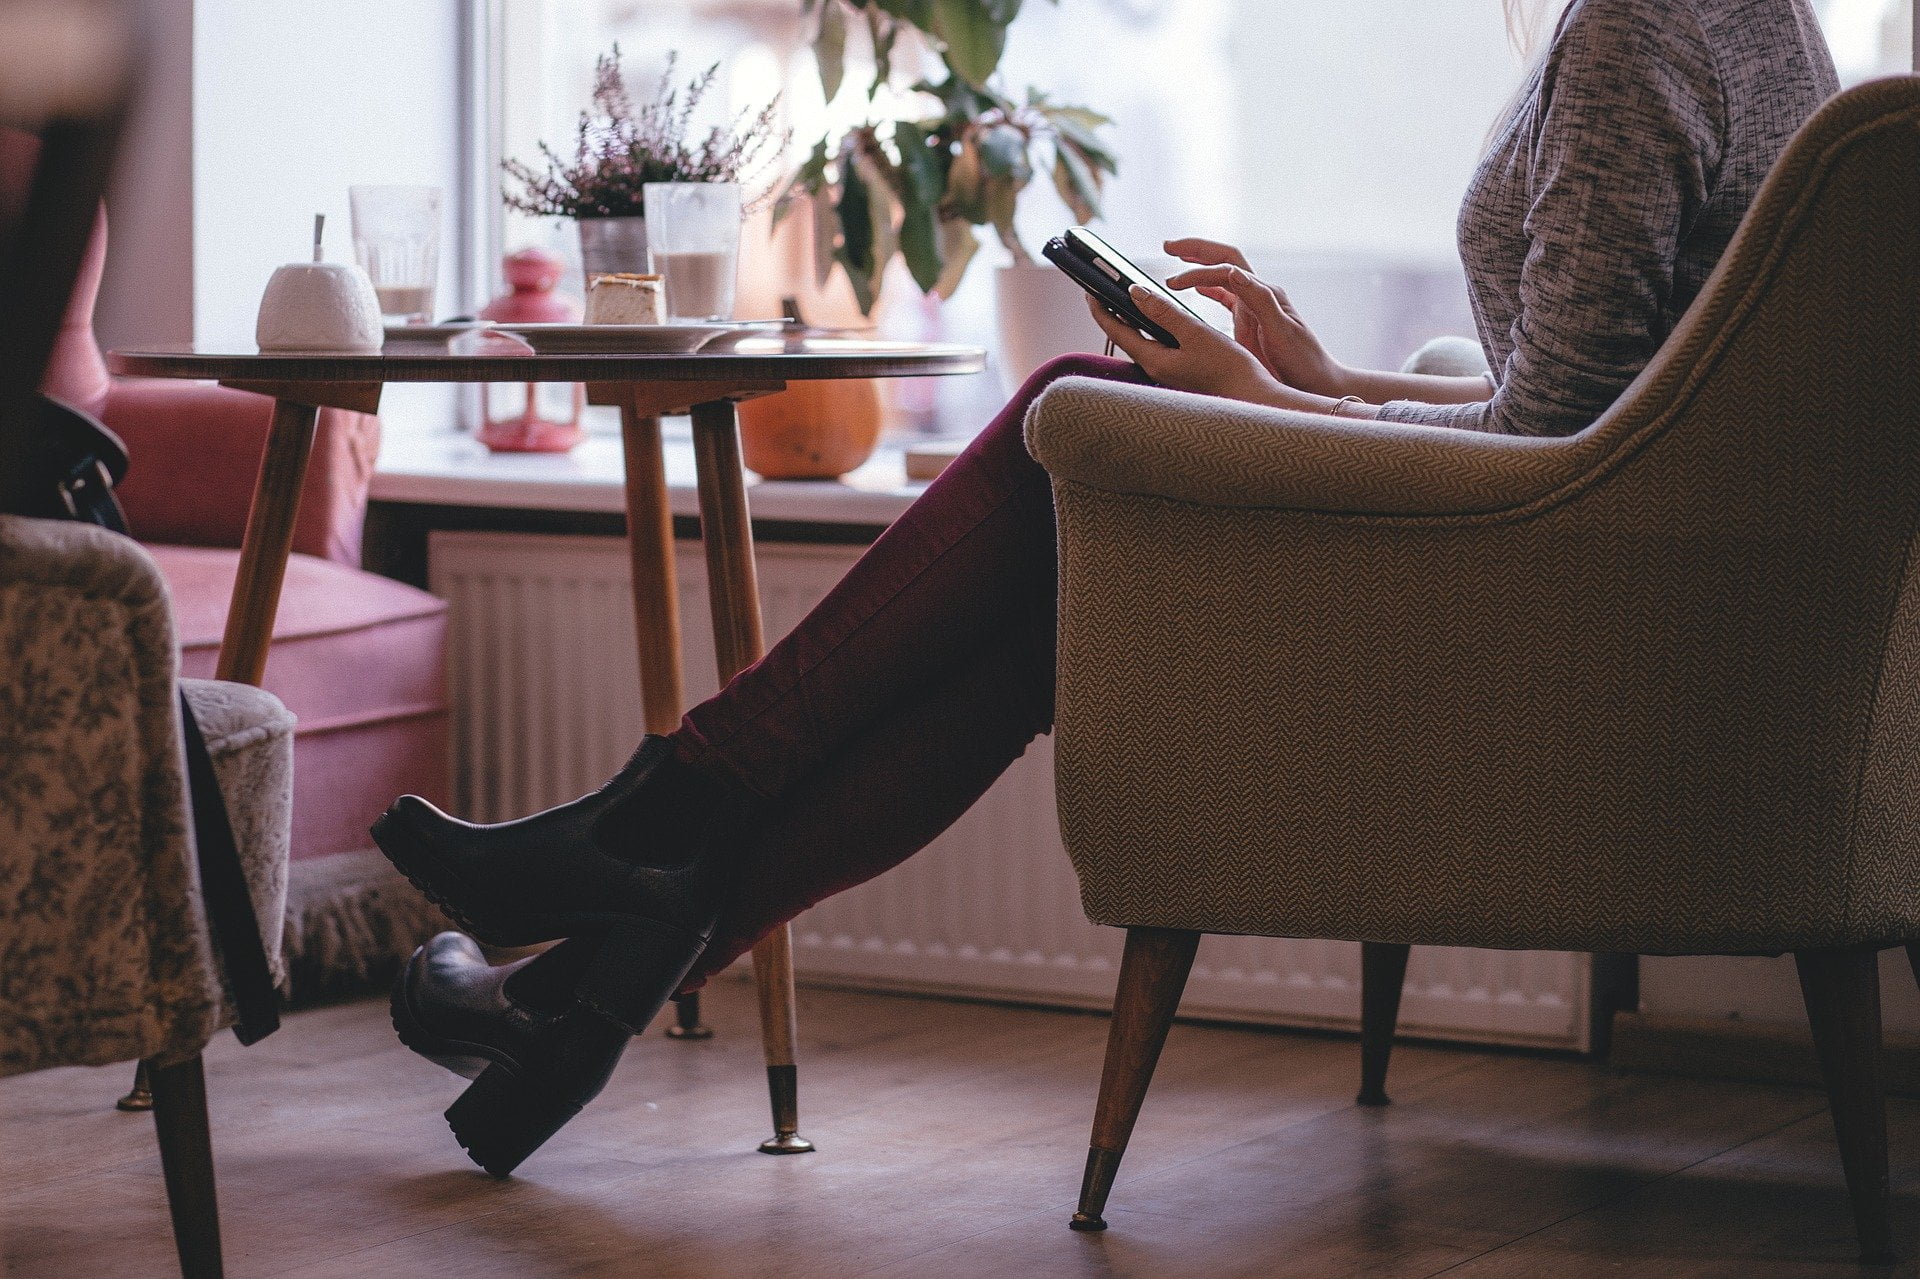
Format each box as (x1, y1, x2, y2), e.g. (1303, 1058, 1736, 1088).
(4, 979, 1917, 1277)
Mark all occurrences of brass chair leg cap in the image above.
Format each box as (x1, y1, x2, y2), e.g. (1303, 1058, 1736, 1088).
(1069, 1213, 1108, 1232)
(758, 1133, 815, 1155)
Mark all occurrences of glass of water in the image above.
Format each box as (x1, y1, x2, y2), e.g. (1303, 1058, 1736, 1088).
(643, 182, 741, 322)
(350, 185, 441, 325)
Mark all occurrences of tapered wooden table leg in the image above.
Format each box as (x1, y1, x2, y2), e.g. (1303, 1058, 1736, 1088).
(214, 398, 322, 684)
(688, 399, 812, 1154)
(616, 403, 714, 1042)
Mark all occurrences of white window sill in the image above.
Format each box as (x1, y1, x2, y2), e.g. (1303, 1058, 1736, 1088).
(372, 417, 932, 526)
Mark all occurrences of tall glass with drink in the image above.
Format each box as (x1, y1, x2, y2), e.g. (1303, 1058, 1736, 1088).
(349, 184, 441, 325)
(642, 182, 741, 322)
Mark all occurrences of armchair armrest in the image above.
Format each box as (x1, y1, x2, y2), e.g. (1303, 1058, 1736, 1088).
(1024, 377, 1607, 517)
(0, 516, 223, 1073)
(100, 379, 380, 564)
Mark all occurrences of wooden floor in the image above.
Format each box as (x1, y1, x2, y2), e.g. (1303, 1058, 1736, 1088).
(6, 980, 1920, 1279)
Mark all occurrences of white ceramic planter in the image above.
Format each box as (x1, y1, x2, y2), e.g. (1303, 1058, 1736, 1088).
(993, 262, 1109, 393)
(255, 261, 383, 353)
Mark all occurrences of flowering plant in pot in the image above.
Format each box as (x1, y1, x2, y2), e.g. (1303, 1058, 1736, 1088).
(774, 1, 1118, 387)
(776, 1, 1117, 315)
(504, 49, 786, 284)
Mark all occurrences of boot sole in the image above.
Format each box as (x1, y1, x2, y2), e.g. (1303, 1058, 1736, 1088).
(373, 808, 711, 1036)
(444, 1062, 587, 1179)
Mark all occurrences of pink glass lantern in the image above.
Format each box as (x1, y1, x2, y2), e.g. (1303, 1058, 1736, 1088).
(478, 248, 586, 453)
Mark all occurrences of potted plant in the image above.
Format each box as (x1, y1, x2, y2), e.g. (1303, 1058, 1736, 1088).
(505, 49, 785, 287)
(776, 0, 1118, 385)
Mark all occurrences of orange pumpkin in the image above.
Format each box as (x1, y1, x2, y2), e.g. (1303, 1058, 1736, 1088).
(737, 379, 887, 480)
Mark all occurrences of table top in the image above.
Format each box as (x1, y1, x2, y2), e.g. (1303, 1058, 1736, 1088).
(106, 336, 987, 385)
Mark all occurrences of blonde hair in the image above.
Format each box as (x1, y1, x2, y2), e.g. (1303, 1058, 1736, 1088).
(1503, 0, 1561, 57)
(1488, 0, 1567, 145)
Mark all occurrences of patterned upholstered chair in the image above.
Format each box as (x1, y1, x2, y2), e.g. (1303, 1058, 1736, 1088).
(1027, 77, 1920, 1261)
(0, 131, 450, 994)
(0, 514, 294, 1278)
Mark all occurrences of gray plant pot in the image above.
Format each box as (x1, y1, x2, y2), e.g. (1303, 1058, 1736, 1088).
(576, 216, 649, 289)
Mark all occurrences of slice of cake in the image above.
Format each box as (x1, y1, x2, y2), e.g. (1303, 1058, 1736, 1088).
(585, 273, 665, 325)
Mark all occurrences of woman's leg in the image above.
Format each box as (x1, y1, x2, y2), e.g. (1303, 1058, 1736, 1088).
(690, 607, 1059, 982)
(672, 353, 1146, 802)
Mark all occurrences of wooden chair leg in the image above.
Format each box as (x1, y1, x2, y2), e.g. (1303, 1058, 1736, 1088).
(1357, 942, 1411, 1107)
(1072, 927, 1201, 1232)
(1795, 950, 1896, 1264)
(148, 1054, 224, 1279)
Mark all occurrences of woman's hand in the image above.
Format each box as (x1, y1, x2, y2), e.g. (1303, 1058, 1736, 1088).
(1085, 289, 1292, 408)
(1163, 239, 1348, 399)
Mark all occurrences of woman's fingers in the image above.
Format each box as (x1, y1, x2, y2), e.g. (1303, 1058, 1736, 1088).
(1167, 266, 1291, 329)
(1085, 295, 1155, 366)
(1165, 237, 1251, 270)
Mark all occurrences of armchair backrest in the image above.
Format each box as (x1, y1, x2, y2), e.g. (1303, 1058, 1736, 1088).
(1046, 78, 1920, 955)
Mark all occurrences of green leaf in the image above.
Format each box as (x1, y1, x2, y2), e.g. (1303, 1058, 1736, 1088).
(815, 1, 848, 103)
(933, 216, 980, 298)
(875, 0, 934, 25)
(898, 190, 942, 293)
(772, 140, 832, 229)
(976, 123, 1032, 185)
(983, 174, 1025, 262)
(929, 0, 1008, 88)
(943, 135, 987, 223)
(852, 147, 900, 293)
(1052, 145, 1100, 224)
(837, 157, 874, 276)
(894, 122, 950, 206)
(812, 189, 838, 289)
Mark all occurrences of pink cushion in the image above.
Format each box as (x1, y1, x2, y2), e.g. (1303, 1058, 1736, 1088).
(154, 545, 451, 860)
(103, 381, 380, 565)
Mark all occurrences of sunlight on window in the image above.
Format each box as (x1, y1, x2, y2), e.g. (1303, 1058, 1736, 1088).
(496, 0, 1912, 436)
(1817, 0, 1912, 81)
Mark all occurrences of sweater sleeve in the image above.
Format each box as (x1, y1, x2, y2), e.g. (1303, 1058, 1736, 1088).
(1376, 0, 1724, 436)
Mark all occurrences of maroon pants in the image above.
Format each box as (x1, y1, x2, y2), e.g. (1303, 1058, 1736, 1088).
(673, 354, 1146, 978)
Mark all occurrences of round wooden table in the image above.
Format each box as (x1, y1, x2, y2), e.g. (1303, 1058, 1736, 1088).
(108, 337, 987, 1155)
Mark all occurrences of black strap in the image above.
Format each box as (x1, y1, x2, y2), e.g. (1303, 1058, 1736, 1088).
(178, 691, 281, 1045)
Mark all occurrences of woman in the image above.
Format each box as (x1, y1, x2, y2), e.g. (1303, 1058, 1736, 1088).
(377, 0, 1840, 1175)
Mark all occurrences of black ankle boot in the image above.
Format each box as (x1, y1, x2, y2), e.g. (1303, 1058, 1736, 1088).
(371, 737, 744, 1031)
(392, 932, 631, 1177)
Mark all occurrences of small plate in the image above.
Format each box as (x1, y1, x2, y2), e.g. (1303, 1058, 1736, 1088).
(499, 323, 732, 354)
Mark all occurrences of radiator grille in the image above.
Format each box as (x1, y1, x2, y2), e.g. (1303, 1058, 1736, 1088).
(430, 529, 1590, 1048)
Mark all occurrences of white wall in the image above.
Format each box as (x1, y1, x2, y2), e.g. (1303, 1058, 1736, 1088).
(189, 0, 465, 351)
(97, 0, 466, 434)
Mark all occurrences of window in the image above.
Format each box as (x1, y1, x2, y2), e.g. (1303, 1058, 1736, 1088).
(489, 0, 1913, 437)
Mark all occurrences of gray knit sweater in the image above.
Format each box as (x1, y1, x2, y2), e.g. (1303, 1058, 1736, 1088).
(1375, 0, 1838, 436)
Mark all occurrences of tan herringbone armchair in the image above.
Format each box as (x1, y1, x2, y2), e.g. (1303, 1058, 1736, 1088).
(1027, 76, 1920, 1262)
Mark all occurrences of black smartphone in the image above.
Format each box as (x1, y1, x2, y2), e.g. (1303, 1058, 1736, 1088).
(1042, 226, 1201, 349)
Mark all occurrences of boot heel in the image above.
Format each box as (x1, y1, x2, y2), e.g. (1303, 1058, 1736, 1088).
(573, 918, 709, 1035)
(444, 1063, 583, 1179)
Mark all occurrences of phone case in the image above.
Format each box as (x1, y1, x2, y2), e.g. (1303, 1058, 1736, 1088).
(1042, 236, 1183, 349)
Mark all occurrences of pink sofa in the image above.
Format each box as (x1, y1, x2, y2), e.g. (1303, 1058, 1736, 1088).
(18, 134, 452, 981)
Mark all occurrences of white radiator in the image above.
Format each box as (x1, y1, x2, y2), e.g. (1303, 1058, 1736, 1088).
(430, 529, 1592, 1050)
